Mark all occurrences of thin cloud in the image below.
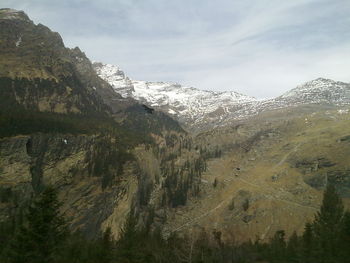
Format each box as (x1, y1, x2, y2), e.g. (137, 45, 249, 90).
(3, 0, 350, 98)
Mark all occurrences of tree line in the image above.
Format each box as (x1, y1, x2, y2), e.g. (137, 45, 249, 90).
(1, 184, 349, 262)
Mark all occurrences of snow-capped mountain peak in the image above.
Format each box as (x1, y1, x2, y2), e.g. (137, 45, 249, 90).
(280, 78, 350, 105)
(93, 62, 350, 131)
(93, 62, 257, 128)
(283, 78, 345, 97)
(93, 63, 134, 98)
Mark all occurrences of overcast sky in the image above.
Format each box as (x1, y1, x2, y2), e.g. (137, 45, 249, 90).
(3, 0, 350, 98)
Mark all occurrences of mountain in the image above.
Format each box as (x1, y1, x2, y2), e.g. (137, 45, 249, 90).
(94, 63, 350, 131)
(91, 63, 350, 242)
(0, 8, 184, 135)
(0, 8, 121, 116)
(1, 8, 350, 248)
(0, 8, 196, 240)
(162, 105, 350, 242)
(93, 63, 257, 131)
(277, 78, 350, 105)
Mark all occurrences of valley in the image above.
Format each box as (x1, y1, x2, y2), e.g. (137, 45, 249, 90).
(0, 7, 350, 263)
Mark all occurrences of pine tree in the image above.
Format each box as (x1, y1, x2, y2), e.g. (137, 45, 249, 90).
(115, 212, 150, 263)
(0, 213, 17, 259)
(312, 184, 344, 263)
(269, 230, 286, 262)
(95, 227, 114, 263)
(301, 222, 314, 263)
(339, 211, 350, 261)
(8, 187, 67, 263)
(58, 231, 89, 263)
(286, 231, 300, 263)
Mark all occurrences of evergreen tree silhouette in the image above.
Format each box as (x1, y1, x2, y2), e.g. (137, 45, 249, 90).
(8, 187, 67, 263)
(313, 184, 344, 263)
(301, 222, 314, 263)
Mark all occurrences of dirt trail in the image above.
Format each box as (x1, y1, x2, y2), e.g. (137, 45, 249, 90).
(171, 199, 227, 232)
(275, 143, 301, 168)
(234, 177, 318, 210)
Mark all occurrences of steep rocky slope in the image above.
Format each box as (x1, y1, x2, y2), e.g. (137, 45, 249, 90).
(0, 131, 206, 238)
(94, 63, 350, 132)
(0, 8, 144, 117)
(0, 8, 200, 240)
(0, 9, 110, 115)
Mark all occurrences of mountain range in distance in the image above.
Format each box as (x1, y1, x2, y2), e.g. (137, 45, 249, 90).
(94, 63, 350, 132)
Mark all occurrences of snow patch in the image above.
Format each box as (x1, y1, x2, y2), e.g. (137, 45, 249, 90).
(94, 63, 350, 129)
(15, 36, 22, 47)
(168, 109, 176, 114)
(338, 109, 349, 115)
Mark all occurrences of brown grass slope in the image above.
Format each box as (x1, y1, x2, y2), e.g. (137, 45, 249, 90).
(163, 105, 350, 243)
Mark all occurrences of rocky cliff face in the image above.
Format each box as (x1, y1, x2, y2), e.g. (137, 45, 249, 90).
(0, 9, 196, 240)
(0, 8, 130, 115)
(0, 133, 139, 238)
(0, 129, 204, 239)
(0, 8, 68, 79)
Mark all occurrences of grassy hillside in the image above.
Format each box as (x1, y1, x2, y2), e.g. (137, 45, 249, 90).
(163, 105, 350, 242)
